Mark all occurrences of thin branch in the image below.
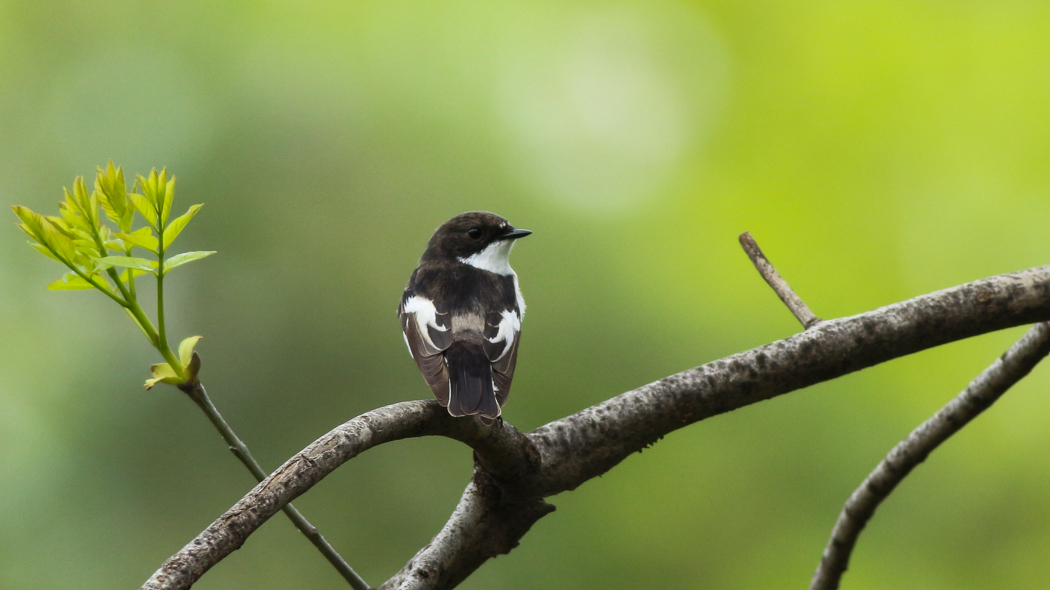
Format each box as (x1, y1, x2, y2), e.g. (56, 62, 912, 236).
(184, 383, 372, 590)
(142, 402, 535, 590)
(810, 321, 1050, 590)
(143, 264, 1050, 590)
(739, 231, 822, 328)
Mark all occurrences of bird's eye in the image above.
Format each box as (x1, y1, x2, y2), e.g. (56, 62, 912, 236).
(468, 228, 481, 239)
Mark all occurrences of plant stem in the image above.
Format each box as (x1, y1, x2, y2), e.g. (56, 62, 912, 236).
(68, 264, 130, 308)
(157, 238, 170, 363)
(128, 185, 364, 586)
(106, 267, 134, 305)
(152, 218, 185, 378)
(125, 297, 163, 350)
(185, 383, 370, 590)
(88, 221, 137, 306)
(126, 251, 138, 300)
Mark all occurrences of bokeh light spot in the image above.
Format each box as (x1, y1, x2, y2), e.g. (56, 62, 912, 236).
(496, 4, 729, 214)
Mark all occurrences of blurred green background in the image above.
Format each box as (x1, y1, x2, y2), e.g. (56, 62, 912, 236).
(2, 1, 1050, 588)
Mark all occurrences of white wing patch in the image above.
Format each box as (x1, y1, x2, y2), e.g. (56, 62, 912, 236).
(402, 295, 448, 351)
(402, 331, 413, 359)
(459, 240, 516, 275)
(486, 309, 521, 360)
(511, 272, 525, 319)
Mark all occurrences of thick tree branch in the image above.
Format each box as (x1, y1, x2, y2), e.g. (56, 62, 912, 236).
(739, 231, 822, 328)
(525, 265, 1050, 496)
(378, 469, 554, 590)
(810, 321, 1050, 590)
(144, 265, 1050, 590)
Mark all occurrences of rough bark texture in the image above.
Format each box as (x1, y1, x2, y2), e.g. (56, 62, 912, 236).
(378, 470, 555, 590)
(143, 265, 1050, 590)
(809, 321, 1050, 590)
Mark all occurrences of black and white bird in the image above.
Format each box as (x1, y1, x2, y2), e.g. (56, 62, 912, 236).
(399, 212, 530, 421)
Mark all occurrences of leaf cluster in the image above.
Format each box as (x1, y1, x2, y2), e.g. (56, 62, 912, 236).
(15, 163, 212, 291)
(13, 162, 214, 388)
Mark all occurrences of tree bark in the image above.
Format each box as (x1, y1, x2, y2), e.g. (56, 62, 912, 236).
(143, 264, 1050, 590)
(810, 321, 1050, 590)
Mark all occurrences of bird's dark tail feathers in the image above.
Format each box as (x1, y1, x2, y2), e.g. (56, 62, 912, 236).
(444, 341, 500, 421)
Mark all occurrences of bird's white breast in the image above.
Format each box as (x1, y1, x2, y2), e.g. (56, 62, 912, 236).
(459, 240, 516, 276)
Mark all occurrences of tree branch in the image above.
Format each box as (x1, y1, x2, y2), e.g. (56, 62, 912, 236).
(524, 265, 1050, 496)
(143, 264, 1050, 590)
(142, 402, 536, 590)
(184, 383, 371, 590)
(378, 468, 554, 590)
(810, 321, 1050, 590)
(739, 231, 822, 328)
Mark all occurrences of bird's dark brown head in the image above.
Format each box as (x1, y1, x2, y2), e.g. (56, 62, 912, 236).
(421, 211, 531, 264)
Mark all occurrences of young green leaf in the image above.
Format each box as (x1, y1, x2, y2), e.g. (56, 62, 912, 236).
(97, 194, 122, 225)
(178, 335, 202, 367)
(138, 169, 160, 208)
(71, 177, 100, 229)
(118, 267, 150, 282)
(95, 161, 128, 224)
(46, 215, 76, 239)
(16, 207, 79, 266)
(14, 205, 48, 243)
(42, 220, 77, 263)
(72, 238, 98, 255)
(115, 228, 159, 252)
(161, 175, 175, 226)
(48, 273, 95, 290)
(97, 192, 120, 224)
(58, 199, 89, 232)
(162, 204, 202, 249)
(130, 193, 158, 228)
(99, 194, 135, 234)
(136, 169, 176, 225)
(95, 256, 156, 272)
(119, 204, 135, 234)
(145, 363, 181, 389)
(163, 251, 216, 274)
(29, 242, 63, 262)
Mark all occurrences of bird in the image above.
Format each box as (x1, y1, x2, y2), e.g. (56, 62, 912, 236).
(399, 212, 531, 422)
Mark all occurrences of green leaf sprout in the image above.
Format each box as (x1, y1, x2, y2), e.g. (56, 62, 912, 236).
(14, 161, 213, 389)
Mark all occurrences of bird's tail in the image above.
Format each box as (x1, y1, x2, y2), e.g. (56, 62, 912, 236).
(444, 341, 500, 421)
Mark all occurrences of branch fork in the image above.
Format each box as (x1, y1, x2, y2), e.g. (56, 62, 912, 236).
(143, 263, 1050, 590)
(810, 321, 1050, 589)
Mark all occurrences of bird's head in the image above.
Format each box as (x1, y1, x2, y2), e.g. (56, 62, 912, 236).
(422, 212, 531, 273)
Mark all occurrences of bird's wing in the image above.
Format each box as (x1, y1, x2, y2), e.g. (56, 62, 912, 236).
(399, 293, 453, 404)
(483, 308, 521, 408)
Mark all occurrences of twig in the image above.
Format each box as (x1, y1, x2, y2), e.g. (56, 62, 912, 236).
(739, 231, 822, 328)
(142, 265, 1050, 590)
(185, 383, 371, 590)
(810, 321, 1050, 590)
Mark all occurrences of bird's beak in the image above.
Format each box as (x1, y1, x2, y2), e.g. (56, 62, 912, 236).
(497, 228, 532, 241)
